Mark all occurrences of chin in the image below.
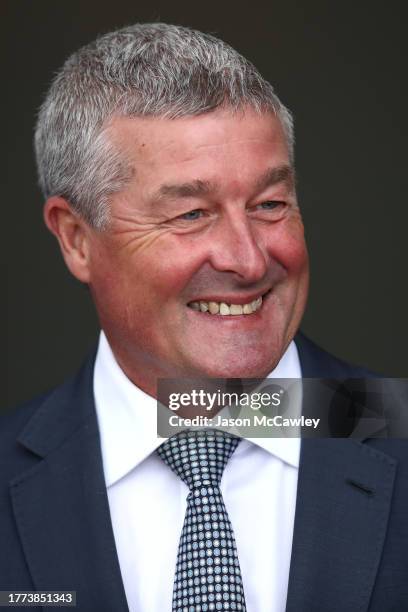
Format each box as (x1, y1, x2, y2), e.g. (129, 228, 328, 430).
(190, 350, 280, 380)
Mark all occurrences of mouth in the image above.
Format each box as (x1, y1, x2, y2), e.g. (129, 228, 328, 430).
(187, 290, 271, 316)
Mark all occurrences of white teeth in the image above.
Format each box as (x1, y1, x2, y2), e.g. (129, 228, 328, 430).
(208, 301, 220, 314)
(230, 304, 243, 315)
(219, 303, 230, 315)
(189, 295, 264, 316)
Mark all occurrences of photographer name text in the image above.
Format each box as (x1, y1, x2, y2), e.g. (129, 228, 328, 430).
(168, 414, 321, 429)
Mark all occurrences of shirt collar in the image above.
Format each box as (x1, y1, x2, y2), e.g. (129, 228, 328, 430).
(236, 341, 301, 468)
(94, 332, 301, 487)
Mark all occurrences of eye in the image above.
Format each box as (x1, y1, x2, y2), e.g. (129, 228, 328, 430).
(257, 201, 284, 210)
(178, 209, 204, 221)
(248, 199, 287, 222)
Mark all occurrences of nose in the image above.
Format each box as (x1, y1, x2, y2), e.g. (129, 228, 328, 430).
(208, 212, 268, 283)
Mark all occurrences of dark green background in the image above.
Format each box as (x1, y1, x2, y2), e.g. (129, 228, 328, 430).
(4, 0, 407, 411)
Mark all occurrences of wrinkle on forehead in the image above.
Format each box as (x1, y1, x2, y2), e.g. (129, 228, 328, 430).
(107, 109, 288, 161)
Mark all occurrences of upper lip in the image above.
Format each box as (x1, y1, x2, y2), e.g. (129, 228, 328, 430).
(187, 289, 270, 305)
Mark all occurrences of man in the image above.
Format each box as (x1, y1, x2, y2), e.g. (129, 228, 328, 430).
(1, 23, 407, 612)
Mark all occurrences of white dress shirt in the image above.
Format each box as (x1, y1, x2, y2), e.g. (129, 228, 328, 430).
(94, 332, 301, 612)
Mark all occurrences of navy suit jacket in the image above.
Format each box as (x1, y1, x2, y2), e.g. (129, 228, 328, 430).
(1, 334, 407, 611)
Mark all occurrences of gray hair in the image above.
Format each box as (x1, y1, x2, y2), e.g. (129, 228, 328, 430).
(35, 23, 295, 229)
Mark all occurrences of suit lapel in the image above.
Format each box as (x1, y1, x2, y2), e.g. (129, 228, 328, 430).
(286, 333, 398, 611)
(285, 438, 397, 612)
(9, 355, 129, 612)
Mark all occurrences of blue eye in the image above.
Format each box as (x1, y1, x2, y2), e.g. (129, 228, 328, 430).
(259, 201, 281, 209)
(180, 209, 203, 220)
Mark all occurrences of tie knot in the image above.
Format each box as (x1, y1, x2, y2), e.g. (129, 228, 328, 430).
(157, 429, 240, 490)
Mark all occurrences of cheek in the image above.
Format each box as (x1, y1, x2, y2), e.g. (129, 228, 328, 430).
(139, 235, 213, 298)
(263, 218, 308, 273)
(283, 237, 309, 273)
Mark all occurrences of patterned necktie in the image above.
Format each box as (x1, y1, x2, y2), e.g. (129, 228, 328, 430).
(157, 429, 247, 611)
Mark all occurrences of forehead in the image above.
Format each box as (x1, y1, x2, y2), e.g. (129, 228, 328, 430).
(107, 109, 291, 196)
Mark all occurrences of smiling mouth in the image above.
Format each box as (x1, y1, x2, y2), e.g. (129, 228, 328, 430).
(187, 291, 270, 316)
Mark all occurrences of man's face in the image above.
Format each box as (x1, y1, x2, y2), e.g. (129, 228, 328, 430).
(86, 109, 309, 394)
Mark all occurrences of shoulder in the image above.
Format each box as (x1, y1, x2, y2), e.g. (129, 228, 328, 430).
(294, 331, 380, 378)
(295, 334, 408, 458)
(0, 393, 50, 462)
(0, 394, 50, 496)
(1, 350, 97, 477)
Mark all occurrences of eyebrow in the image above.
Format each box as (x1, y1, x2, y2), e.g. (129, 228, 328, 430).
(153, 179, 214, 202)
(254, 165, 295, 193)
(150, 164, 295, 204)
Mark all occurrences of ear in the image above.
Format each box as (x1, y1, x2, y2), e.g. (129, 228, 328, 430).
(43, 196, 92, 283)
